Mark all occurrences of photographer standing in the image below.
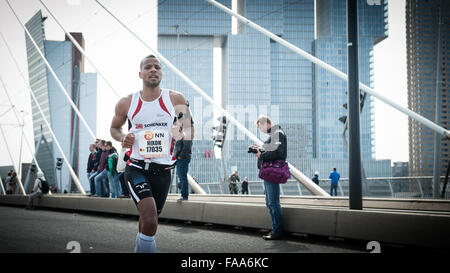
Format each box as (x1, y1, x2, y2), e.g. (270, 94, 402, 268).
(251, 115, 287, 240)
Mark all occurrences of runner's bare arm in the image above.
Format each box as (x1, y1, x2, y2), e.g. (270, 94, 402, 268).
(110, 96, 134, 147)
(170, 90, 194, 140)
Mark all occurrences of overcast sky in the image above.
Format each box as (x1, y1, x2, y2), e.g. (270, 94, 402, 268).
(0, 0, 408, 171)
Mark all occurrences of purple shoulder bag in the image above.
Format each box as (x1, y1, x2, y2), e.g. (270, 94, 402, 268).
(258, 160, 291, 184)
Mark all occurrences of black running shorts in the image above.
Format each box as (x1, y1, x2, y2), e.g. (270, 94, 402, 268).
(124, 164, 172, 215)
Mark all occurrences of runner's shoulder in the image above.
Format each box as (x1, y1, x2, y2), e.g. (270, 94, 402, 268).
(169, 90, 187, 106)
(115, 94, 134, 114)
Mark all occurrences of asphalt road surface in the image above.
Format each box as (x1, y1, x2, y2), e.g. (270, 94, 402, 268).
(0, 205, 371, 253)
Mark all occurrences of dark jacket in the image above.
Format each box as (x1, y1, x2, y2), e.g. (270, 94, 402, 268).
(97, 150, 109, 173)
(311, 174, 319, 185)
(87, 152, 96, 172)
(242, 179, 248, 190)
(92, 148, 102, 171)
(174, 139, 193, 159)
(228, 174, 240, 184)
(257, 125, 287, 169)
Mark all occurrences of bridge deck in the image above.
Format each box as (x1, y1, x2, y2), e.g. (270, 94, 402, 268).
(1, 194, 449, 250)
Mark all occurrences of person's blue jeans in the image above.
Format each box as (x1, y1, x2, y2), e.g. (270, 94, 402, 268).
(95, 170, 109, 197)
(330, 183, 338, 196)
(107, 172, 122, 198)
(88, 171, 99, 195)
(263, 180, 283, 236)
(176, 158, 191, 199)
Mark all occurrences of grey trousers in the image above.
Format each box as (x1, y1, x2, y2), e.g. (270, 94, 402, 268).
(27, 191, 43, 208)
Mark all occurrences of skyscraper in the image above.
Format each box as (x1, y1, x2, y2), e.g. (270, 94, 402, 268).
(314, 0, 388, 160)
(25, 11, 97, 192)
(158, 0, 391, 188)
(25, 11, 54, 184)
(406, 0, 450, 177)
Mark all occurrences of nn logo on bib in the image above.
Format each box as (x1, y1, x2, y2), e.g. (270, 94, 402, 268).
(144, 132, 154, 140)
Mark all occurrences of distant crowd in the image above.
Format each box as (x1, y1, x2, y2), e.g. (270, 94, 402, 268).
(86, 138, 130, 198)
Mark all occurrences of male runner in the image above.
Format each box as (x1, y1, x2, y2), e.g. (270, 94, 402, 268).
(110, 55, 193, 253)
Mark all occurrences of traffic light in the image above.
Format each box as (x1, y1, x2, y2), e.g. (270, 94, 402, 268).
(212, 116, 227, 148)
(343, 92, 365, 110)
(338, 116, 347, 124)
(340, 91, 366, 124)
(56, 158, 63, 170)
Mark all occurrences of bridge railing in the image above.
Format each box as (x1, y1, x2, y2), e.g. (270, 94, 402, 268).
(182, 176, 450, 199)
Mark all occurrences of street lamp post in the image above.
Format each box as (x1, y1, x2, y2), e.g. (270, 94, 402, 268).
(347, 0, 363, 210)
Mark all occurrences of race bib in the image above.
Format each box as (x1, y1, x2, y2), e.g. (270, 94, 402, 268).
(138, 130, 170, 159)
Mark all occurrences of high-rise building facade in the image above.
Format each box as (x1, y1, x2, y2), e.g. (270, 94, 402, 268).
(25, 11, 55, 184)
(407, 0, 450, 177)
(314, 0, 388, 160)
(25, 11, 97, 192)
(158, 0, 391, 187)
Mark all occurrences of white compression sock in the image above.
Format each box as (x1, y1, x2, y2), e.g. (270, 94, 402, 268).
(134, 233, 140, 253)
(136, 232, 156, 253)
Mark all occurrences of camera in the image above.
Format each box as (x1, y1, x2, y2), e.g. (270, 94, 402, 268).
(248, 146, 263, 154)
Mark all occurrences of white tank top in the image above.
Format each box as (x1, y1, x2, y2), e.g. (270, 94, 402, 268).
(127, 89, 176, 166)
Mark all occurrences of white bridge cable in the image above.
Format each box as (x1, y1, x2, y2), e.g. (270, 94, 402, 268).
(0, 72, 86, 195)
(94, 0, 261, 145)
(0, 176, 5, 195)
(5, 0, 96, 142)
(0, 79, 41, 188)
(0, 32, 49, 192)
(0, 123, 26, 195)
(39, 0, 206, 195)
(94, 0, 329, 196)
(1, 13, 86, 196)
(0, 95, 54, 196)
(38, 0, 121, 99)
(203, 0, 450, 138)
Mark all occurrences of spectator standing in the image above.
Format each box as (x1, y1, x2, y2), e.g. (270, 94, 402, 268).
(241, 177, 249, 195)
(117, 149, 131, 198)
(228, 171, 240, 194)
(311, 171, 319, 185)
(88, 139, 103, 196)
(87, 143, 97, 196)
(329, 167, 340, 196)
(94, 140, 110, 197)
(107, 143, 121, 198)
(174, 114, 193, 202)
(251, 115, 287, 240)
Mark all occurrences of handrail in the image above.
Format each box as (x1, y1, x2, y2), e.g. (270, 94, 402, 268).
(200, 176, 448, 185)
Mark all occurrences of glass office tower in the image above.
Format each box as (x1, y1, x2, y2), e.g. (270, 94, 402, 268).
(25, 11, 56, 185)
(406, 0, 450, 177)
(25, 11, 97, 192)
(314, 0, 388, 160)
(158, 0, 391, 187)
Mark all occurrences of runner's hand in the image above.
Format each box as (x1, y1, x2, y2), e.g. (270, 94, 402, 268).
(122, 133, 135, 148)
(171, 124, 184, 141)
